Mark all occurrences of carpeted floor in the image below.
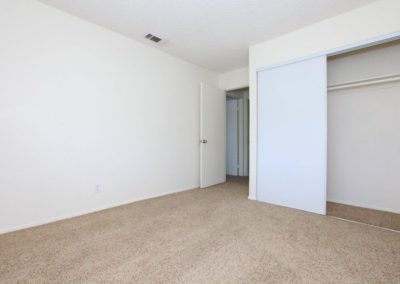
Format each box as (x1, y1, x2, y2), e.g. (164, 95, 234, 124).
(0, 177, 399, 283)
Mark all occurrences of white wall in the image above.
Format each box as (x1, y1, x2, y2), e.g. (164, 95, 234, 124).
(219, 67, 249, 91)
(327, 41, 400, 213)
(249, 0, 400, 200)
(0, 0, 217, 233)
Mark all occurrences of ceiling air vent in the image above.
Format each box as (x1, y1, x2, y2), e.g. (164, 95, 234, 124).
(144, 33, 164, 45)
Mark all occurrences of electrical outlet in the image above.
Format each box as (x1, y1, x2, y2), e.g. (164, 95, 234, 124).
(95, 184, 102, 193)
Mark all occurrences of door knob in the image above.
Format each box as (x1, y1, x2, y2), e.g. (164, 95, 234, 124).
(200, 139, 208, 144)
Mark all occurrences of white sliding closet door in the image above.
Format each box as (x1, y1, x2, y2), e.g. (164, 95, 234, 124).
(257, 56, 327, 214)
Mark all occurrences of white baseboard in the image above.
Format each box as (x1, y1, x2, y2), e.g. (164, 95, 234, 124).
(0, 185, 199, 235)
(248, 195, 256, 200)
(327, 198, 400, 214)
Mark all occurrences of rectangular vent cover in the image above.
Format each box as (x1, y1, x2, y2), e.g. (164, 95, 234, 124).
(145, 33, 162, 43)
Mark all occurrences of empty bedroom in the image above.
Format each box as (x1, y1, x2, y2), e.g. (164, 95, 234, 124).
(1, 0, 399, 283)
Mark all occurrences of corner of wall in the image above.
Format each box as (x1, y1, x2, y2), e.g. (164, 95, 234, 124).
(218, 67, 249, 91)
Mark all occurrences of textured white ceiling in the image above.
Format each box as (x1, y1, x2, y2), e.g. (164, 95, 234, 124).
(39, 0, 378, 72)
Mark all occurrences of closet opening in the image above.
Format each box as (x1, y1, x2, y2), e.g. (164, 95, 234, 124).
(326, 39, 400, 231)
(226, 88, 249, 186)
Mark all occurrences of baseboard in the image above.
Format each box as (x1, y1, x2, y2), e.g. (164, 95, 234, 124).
(327, 198, 400, 214)
(0, 185, 199, 235)
(327, 202, 400, 231)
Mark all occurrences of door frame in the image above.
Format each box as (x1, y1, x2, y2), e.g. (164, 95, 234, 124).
(254, 31, 400, 204)
(226, 96, 239, 176)
(225, 90, 250, 177)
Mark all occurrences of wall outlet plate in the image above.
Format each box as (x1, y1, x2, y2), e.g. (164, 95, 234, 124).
(95, 184, 102, 193)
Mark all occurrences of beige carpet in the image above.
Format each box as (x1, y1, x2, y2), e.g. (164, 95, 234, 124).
(1, 177, 399, 283)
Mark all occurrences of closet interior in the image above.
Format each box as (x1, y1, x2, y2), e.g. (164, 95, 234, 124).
(326, 39, 400, 231)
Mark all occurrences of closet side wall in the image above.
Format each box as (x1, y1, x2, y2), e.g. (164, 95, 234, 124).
(327, 41, 400, 213)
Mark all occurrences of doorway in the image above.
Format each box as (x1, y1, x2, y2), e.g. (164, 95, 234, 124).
(226, 88, 249, 182)
(199, 83, 249, 193)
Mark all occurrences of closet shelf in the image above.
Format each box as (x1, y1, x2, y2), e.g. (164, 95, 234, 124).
(328, 73, 400, 92)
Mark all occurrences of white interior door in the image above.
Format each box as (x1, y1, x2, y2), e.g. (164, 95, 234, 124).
(257, 56, 327, 214)
(200, 83, 226, 188)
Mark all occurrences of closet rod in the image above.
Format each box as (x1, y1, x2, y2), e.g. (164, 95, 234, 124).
(328, 73, 400, 92)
